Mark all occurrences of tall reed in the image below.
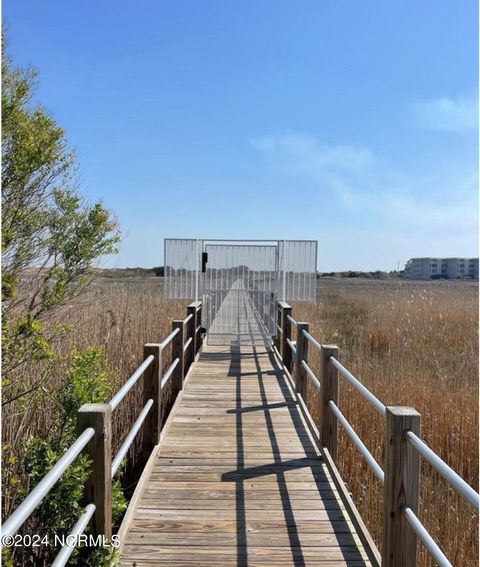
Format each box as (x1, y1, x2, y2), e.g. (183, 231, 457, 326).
(3, 275, 477, 566)
(293, 278, 478, 566)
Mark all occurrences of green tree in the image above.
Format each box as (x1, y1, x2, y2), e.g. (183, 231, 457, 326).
(1, 40, 121, 407)
(1, 38, 122, 545)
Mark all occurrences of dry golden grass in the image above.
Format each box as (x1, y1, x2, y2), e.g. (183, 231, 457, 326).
(69, 275, 478, 565)
(2, 276, 187, 518)
(55, 277, 189, 470)
(292, 277, 478, 566)
(3, 275, 477, 566)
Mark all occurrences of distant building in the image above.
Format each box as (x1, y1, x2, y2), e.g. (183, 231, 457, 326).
(404, 258, 479, 279)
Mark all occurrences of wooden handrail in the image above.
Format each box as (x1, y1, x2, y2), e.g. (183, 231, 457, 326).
(277, 302, 292, 372)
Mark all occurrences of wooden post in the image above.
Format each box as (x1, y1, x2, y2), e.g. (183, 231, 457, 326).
(189, 302, 199, 357)
(197, 303, 203, 353)
(320, 345, 339, 462)
(276, 302, 282, 350)
(295, 322, 309, 401)
(279, 302, 292, 372)
(187, 304, 196, 371)
(171, 320, 185, 395)
(143, 344, 162, 449)
(383, 406, 421, 567)
(77, 403, 112, 538)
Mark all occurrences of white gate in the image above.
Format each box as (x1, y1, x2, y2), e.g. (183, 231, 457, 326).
(203, 244, 278, 346)
(164, 239, 317, 346)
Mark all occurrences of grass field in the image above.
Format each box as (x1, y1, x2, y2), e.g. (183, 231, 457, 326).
(3, 275, 477, 565)
(293, 277, 478, 566)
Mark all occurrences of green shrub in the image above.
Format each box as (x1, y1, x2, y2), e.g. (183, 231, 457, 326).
(11, 347, 126, 566)
(57, 347, 115, 432)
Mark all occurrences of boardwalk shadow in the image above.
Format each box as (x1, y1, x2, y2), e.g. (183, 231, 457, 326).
(220, 301, 366, 566)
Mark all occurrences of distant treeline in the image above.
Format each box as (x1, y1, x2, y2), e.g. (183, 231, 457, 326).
(98, 267, 403, 280)
(317, 270, 403, 279)
(98, 267, 164, 278)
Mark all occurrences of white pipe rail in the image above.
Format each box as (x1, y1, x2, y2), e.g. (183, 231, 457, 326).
(111, 399, 154, 477)
(2, 428, 95, 538)
(301, 360, 320, 391)
(302, 329, 321, 351)
(159, 327, 180, 350)
(161, 358, 179, 390)
(286, 314, 297, 326)
(404, 430, 479, 510)
(276, 324, 283, 334)
(184, 313, 193, 324)
(329, 357, 386, 416)
(51, 503, 96, 567)
(401, 506, 453, 567)
(286, 339, 296, 355)
(183, 337, 193, 353)
(328, 401, 384, 485)
(109, 355, 154, 411)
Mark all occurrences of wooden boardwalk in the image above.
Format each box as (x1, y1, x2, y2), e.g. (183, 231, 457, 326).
(5, 243, 475, 566)
(206, 279, 272, 346)
(119, 342, 377, 566)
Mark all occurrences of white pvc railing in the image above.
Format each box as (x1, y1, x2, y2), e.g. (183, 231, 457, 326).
(109, 355, 154, 411)
(111, 399, 154, 477)
(328, 400, 384, 484)
(328, 357, 386, 416)
(401, 506, 452, 567)
(2, 428, 95, 538)
(404, 430, 479, 510)
(51, 504, 96, 567)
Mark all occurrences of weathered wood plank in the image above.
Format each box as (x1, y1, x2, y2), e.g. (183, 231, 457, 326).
(140, 490, 339, 502)
(133, 509, 351, 522)
(142, 480, 343, 491)
(119, 561, 369, 567)
(118, 340, 375, 566)
(127, 519, 359, 534)
(120, 545, 367, 560)
(124, 532, 362, 547)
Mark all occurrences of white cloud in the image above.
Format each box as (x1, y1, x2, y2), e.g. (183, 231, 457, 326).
(251, 132, 387, 207)
(251, 133, 376, 173)
(250, 131, 478, 233)
(410, 95, 478, 132)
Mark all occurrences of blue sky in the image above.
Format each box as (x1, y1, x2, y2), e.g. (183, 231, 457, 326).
(4, 1, 478, 270)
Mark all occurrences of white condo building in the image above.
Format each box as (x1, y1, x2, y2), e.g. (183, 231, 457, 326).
(404, 258, 479, 279)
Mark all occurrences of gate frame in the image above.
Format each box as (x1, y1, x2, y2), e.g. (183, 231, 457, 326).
(164, 238, 318, 345)
(202, 241, 280, 346)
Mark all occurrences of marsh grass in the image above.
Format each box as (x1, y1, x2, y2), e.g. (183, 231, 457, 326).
(2, 277, 187, 521)
(293, 278, 478, 566)
(2, 276, 477, 566)
(59, 278, 189, 472)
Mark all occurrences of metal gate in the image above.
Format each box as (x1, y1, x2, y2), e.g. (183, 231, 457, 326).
(164, 239, 317, 346)
(203, 244, 278, 346)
